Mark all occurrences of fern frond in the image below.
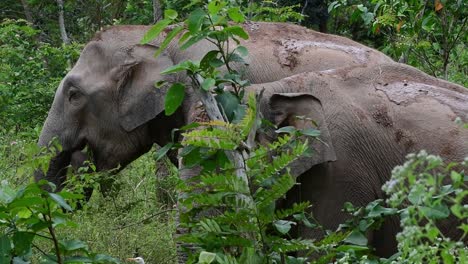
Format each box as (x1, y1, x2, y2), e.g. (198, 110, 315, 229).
(198, 120, 232, 127)
(251, 139, 308, 185)
(198, 218, 223, 233)
(198, 173, 250, 194)
(182, 128, 241, 150)
(275, 202, 311, 219)
(246, 134, 292, 169)
(255, 172, 295, 210)
(238, 93, 257, 139)
(269, 237, 316, 253)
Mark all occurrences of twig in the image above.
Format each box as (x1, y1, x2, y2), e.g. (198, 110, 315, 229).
(113, 209, 176, 230)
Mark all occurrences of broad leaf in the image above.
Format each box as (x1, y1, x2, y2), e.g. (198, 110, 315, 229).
(227, 7, 244, 23)
(164, 9, 178, 20)
(59, 239, 88, 252)
(155, 143, 174, 161)
(165, 83, 185, 116)
(274, 220, 295, 234)
(154, 26, 184, 58)
(49, 193, 73, 211)
(300, 128, 321, 137)
(188, 8, 205, 33)
(226, 26, 249, 40)
(235, 45, 248, 57)
(160, 61, 192, 75)
(141, 19, 172, 44)
(12, 232, 34, 256)
(215, 92, 240, 121)
(420, 204, 450, 220)
(207, 1, 225, 15)
(199, 251, 216, 263)
(0, 235, 12, 264)
(275, 126, 297, 134)
(344, 230, 367, 246)
(200, 50, 220, 70)
(201, 78, 216, 91)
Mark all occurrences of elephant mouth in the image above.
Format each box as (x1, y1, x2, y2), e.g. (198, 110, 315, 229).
(70, 139, 96, 171)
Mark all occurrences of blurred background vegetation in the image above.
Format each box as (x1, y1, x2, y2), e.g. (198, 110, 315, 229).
(0, 0, 466, 263)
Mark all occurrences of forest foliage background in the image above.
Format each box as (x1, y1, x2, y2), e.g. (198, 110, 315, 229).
(0, 0, 466, 263)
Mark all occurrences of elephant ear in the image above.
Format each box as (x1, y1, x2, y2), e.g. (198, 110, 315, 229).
(117, 44, 174, 132)
(269, 93, 337, 177)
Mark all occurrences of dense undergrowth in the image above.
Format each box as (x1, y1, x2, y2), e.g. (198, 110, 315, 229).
(1, 0, 467, 263)
(0, 134, 178, 263)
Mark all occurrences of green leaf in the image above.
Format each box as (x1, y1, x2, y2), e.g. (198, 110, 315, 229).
(235, 45, 248, 57)
(201, 78, 216, 91)
(155, 143, 174, 161)
(180, 32, 208, 50)
(227, 53, 245, 63)
(451, 171, 462, 183)
(275, 126, 297, 134)
(274, 220, 295, 234)
(154, 26, 184, 58)
(160, 61, 192, 75)
(441, 249, 455, 264)
(155, 80, 167, 88)
(140, 19, 172, 44)
(188, 8, 206, 33)
(293, 213, 316, 228)
(200, 50, 220, 70)
(0, 235, 12, 264)
(227, 7, 244, 23)
(215, 92, 240, 121)
(239, 248, 262, 264)
(344, 230, 367, 246)
(0, 183, 16, 204)
(207, 1, 225, 15)
(199, 251, 216, 263)
(165, 83, 185, 116)
(16, 208, 32, 219)
(335, 244, 369, 252)
(12, 232, 34, 256)
(59, 239, 88, 252)
(49, 193, 73, 211)
(300, 128, 321, 137)
(164, 9, 178, 20)
(420, 204, 450, 220)
(226, 26, 249, 40)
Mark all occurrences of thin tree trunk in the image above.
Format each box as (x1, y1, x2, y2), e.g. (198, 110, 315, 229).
(20, 0, 34, 24)
(152, 0, 162, 23)
(56, 0, 70, 44)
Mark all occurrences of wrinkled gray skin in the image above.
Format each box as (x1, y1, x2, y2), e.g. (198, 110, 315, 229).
(37, 22, 392, 192)
(37, 22, 467, 259)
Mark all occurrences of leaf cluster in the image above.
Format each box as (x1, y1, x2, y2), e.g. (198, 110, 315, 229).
(0, 179, 119, 264)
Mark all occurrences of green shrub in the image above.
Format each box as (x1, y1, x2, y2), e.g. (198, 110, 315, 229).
(0, 19, 81, 134)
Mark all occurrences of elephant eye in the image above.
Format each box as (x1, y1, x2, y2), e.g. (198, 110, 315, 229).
(68, 88, 82, 104)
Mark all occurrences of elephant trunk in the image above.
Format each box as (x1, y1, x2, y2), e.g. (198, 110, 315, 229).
(36, 96, 74, 191)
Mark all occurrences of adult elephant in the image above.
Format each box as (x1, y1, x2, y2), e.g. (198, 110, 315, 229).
(36, 22, 392, 189)
(178, 63, 467, 258)
(36, 22, 467, 258)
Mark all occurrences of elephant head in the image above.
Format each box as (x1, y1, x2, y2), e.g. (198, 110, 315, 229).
(36, 27, 185, 190)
